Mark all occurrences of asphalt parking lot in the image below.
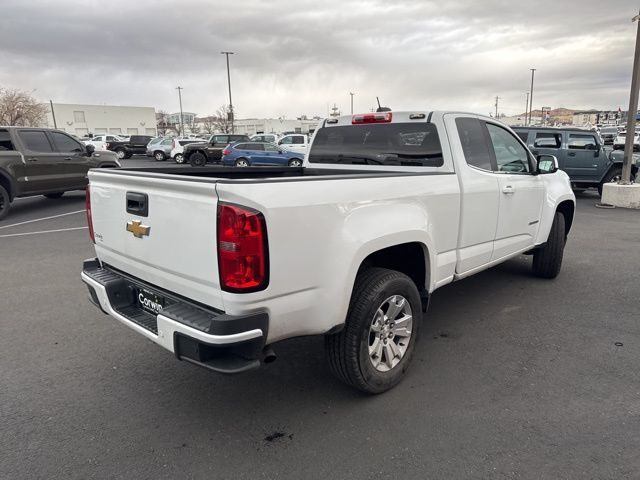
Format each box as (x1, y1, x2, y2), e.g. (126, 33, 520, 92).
(1, 171, 639, 479)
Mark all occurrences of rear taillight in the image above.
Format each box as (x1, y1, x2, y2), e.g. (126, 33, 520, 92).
(217, 203, 268, 292)
(222, 148, 231, 156)
(86, 186, 95, 243)
(172, 140, 176, 149)
(352, 112, 393, 124)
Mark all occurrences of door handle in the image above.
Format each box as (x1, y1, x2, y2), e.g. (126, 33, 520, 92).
(502, 185, 515, 194)
(568, 152, 576, 157)
(64, 157, 72, 161)
(27, 157, 38, 162)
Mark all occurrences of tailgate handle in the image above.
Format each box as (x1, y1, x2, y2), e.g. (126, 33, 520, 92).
(126, 192, 148, 217)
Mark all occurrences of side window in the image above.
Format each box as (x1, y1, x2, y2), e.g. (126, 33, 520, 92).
(485, 123, 531, 173)
(234, 143, 248, 150)
(515, 131, 529, 142)
(279, 136, 293, 145)
(213, 135, 227, 144)
(533, 132, 562, 149)
(292, 136, 305, 144)
(455, 117, 492, 170)
(106, 136, 116, 141)
(50, 131, 84, 152)
(160, 138, 173, 146)
(249, 143, 265, 151)
(18, 130, 54, 153)
(0, 129, 15, 150)
(568, 134, 597, 150)
(264, 143, 279, 152)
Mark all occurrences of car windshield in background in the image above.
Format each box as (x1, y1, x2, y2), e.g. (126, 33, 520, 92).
(308, 122, 444, 167)
(601, 128, 618, 134)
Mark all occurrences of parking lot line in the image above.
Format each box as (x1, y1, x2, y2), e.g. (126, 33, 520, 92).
(0, 209, 86, 230)
(0, 226, 88, 238)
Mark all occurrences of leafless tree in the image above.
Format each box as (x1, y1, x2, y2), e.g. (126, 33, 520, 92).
(156, 110, 169, 135)
(201, 116, 216, 134)
(188, 119, 201, 135)
(0, 88, 48, 126)
(213, 105, 232, 134)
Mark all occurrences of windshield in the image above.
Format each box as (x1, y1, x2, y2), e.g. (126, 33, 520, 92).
(601, 128, 617, 134)
(308, 122, 443, 167)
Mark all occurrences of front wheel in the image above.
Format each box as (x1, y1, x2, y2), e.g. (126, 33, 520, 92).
(288, 158, 303, 167)
(235, 158, 250, 167)
(532, 212, 565, 279)
(114, 148, 126, 160)
(0, 184, 10, 220)
(174, 153, 184, 164)
(154, 151, 166, 161)
(325, 268, 421, 394)
(190, 152, 207, 167)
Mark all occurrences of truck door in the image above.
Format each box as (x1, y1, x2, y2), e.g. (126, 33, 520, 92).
(17, 129, 73, 193)
(563, 133, 602, 181)
(49, 130, 91, 189)
(483, 122, 544, 260)
(279, 135, 307, 155)
(446, 116, 500, 274)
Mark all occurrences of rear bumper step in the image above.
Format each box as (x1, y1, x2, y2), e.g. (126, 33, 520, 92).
(81, 258, 269, 374)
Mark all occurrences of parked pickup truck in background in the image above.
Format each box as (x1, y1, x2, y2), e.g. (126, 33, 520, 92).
(106, 135, 154, 159)
(82, 111, 575, 393)
(184, 134, 250, 166)
(513, 126, 638, 195)
(0, 126, 119, 220)
(277, 133, 309, 155)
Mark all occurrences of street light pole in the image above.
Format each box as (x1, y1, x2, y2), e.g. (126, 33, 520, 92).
(524, 92, 529, 126)
(349, 92, 355, 114)
(621, 11, 640, 185)
(221, 51, 235, 133)
(176, 86, 184, 136)
(494, 96, 500, 119)
(528, 68, 536, 125)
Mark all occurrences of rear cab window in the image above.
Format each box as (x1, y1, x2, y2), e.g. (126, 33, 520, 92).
(308, 122, 444, 167)
(533, 132, 562, 149)
(18, 130, 54, 152)
(0, 129, 15, 151)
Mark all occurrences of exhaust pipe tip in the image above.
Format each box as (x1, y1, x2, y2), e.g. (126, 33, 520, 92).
(262, 347, 277, 364)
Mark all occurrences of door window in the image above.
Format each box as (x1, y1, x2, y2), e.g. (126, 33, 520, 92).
(568, 134, 597, 150)
(291, 136, 305, 144)
(264, 143, 279, 152)
(247, 143, 265, 151)
(455, 117, 492, 170)
(279, 136, 293, 145)
(50, 131, 84, 152)
(485, 123, 531, 173)
(0, 129, 15, 150)
(533, 132, 562, 149)
(18, 130, 54, 152)
(213, 136, 228, 144)
(160, 138, 173, 146)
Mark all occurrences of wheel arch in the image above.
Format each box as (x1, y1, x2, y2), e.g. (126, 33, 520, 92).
(556, 200, 574, 237)
(0, 169, 17, 200)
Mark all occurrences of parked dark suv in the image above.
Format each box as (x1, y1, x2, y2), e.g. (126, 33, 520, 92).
(183, 134, 250, 166)
(105, 135, 154, 159)
(513, 126, 638, 195)
(0, 127, 120, 219)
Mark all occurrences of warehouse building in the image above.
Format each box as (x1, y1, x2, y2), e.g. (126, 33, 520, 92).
(45, 103, 157, 137)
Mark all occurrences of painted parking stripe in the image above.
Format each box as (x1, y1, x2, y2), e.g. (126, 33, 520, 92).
(0, 209, 86, 230)
(0, 226, 88, 238)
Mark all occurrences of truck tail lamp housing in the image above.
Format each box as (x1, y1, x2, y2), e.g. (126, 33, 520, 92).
(352, 112, 393, 124)
(222, 148, 231, 156)
(86, 186, 95, 243)
(217, 203, 269, 292)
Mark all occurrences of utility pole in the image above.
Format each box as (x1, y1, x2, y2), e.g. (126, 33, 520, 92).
(528, 68, 536, 125)
(494, 96, 500, 119)
(221, 51, 235, 133)
(621, 11, 640, 184)
(524, 92, 529, 126)
(176, 86, 184, 136)
(349, 92, 355, 114)
(49, 100, 57, 128)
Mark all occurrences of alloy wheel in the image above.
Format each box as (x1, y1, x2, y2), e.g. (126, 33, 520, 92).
(368, 295, 413, 372)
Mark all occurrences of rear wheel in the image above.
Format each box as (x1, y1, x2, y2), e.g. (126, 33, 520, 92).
(154, 151, 166, 161)
(532, 212, 565, 279)
(235, 158, 250, 167)
(44, 192, 64, 199)
(288, 158, 303, 167)
(325, 268, 421, 394)
(114, 148, 126, 160)
(190, 152, 207, 167)
(0, 184, 10, 220)
(174, 153, 184, 164)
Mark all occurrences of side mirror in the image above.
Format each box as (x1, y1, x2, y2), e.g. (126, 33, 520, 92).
(85, 144, 96, 156)
(536, 154, 558, 174)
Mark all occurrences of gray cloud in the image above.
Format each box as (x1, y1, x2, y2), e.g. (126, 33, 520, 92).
(0, 0, 637, 117)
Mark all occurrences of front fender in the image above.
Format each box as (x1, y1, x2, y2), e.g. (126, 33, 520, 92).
(535, 170, 575, 245)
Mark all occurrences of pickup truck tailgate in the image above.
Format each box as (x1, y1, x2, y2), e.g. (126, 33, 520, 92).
(88, 170, 223, 311)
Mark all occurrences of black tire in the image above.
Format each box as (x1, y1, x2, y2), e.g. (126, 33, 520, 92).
(235, 158, 250, 167)
(114, 148, 126, 160)
(288, 158, 303, 167)
(0, 184, 10, 220)
(43, 192, 64, 199)
(598, 168, 622, 196)
(532, 212, 565, 279)
(325, 268, 422, 394)
(124, 153, 133, 159)
(154, 151, 166, 161)
(190, 151, 207, 167)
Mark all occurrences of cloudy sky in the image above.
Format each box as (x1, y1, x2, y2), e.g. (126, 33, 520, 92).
(0, 0, 637, 118)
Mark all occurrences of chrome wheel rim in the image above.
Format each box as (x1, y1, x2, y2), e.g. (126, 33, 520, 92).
(175, 154, 183, 163)
(290, 159, 302, 167)
(236, 160, 248, 167)
(368, 295, 413, 372)
(155, 152, 164, 161)
(116, 150, 125, 159)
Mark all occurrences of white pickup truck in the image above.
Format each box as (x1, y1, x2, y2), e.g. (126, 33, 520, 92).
(81, 111, 575, 393)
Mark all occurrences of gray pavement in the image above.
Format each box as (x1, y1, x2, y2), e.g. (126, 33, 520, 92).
(1, 187, 639, 479)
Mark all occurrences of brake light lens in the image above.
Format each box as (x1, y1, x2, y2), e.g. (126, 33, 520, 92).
(86, 186, 95, 243)
(352, 112, 393, 124)
(222, 148, 231, 156)
(217, 203, 268, 292)
(172, 140, 176, 149)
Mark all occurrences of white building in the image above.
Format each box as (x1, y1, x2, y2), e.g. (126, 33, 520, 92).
(45, 103, 157, 137)
(194, 117, 322, 136)
(166, 112, 197, 125)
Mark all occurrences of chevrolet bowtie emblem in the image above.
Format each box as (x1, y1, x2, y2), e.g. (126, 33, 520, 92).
(126, 220, 150, 238)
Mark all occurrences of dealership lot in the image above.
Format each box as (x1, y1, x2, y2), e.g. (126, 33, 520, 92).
(1, 185, 639, 478)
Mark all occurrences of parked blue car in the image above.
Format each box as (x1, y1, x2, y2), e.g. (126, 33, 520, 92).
(221, 141, 304, 167)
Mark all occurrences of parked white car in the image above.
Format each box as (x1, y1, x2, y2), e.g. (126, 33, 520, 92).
(170, 139, 200, 163)
(84, 134, 126, 151)
(250, 133, 280, 144)
(277, 133, 309, 155)
(613, 131, 640, 151)
(82, 110, 575, 393)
